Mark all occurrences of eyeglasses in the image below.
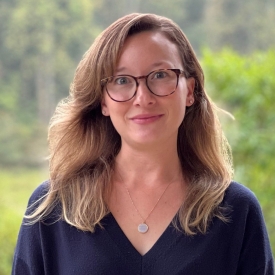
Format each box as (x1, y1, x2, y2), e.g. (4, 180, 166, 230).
(101, 69, 185, 102)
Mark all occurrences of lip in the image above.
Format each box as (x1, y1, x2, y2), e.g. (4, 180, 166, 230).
(130, 114, 163, 124)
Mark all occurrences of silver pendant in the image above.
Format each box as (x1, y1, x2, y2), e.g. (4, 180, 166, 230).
(138, 223, 149, 233)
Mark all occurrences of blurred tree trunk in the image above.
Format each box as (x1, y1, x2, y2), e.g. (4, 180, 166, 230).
(36, 56, 55, 124)
(35, 28, 55, 124)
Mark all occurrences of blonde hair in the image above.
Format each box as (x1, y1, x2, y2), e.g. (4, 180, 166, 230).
(26, 13, 233, 235)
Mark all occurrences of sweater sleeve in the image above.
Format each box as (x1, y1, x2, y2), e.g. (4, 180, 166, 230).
(229, 183, 274, 275)
(12, 181, 50, 275)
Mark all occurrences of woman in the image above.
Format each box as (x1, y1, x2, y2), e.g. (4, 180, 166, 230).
(12, 13, 274, 274)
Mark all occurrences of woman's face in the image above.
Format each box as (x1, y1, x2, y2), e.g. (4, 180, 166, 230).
(101, 31, 194, 149)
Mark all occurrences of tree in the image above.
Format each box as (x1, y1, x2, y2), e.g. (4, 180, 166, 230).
(202, 48, 275, 248)
(0, 0, 98, 165)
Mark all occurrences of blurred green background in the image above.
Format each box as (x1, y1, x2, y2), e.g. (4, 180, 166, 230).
(1, 0, 275, 274)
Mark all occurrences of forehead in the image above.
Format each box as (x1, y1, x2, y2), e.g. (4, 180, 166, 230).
(115, 31, 182, 73)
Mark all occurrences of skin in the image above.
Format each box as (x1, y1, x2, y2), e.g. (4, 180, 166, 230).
(101, 31, 195, 255)
(102, 31, 194, 151)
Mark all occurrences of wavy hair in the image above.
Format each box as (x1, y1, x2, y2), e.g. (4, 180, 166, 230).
(26, 13, 233, 235)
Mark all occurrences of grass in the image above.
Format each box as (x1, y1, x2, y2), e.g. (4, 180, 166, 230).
(0, 168, 48, 275)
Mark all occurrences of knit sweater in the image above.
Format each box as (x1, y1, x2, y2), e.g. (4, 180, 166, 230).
(12, 181, 274, 275)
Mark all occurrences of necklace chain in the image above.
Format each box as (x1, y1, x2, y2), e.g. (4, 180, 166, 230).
(124, 181, 173, 233)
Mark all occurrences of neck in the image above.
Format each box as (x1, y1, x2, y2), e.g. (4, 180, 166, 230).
(114, 141, 183, 188)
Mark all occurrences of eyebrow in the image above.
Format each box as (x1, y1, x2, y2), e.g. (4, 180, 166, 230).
(115, 61, 168, 75)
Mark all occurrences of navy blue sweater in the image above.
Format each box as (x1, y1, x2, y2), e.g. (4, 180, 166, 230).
(12, 181, 274, 274)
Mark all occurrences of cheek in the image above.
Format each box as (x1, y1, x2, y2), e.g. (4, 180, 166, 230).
(173, 91, 187, 124)
(107, 105, 128, 132)
(108, 115, 126, 139)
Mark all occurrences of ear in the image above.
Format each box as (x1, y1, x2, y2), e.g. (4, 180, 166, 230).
(185, 77, 195, 106)
(101, 97, 110, 116)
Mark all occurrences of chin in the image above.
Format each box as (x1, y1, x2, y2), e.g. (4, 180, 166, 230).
(122, 134, 168, 149)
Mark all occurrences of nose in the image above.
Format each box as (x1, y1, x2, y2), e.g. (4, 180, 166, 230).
(133, 77, 156, 106)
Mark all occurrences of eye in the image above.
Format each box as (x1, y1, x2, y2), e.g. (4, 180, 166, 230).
(152, 71, 168, 79)
(114, 76, 132, 85)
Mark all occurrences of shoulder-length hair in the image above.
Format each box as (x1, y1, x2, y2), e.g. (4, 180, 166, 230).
(27, 13, 233, 235)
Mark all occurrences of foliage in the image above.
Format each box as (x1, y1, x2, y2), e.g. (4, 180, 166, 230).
(0, 0, 98, 166)
(93, 0, 275, 54)
(202, 48, 275, 250)
(203, 0, 275, 53)
(1, 0, 275, 166)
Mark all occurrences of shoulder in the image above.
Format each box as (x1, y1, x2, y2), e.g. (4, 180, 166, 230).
(26, 180, 50, 213)
(225, 181, 256, 200)
(223, 181, 260, 210)
(224, 184, 275, 273)
(29, 180, 50, 201)
(222, 181, 266, 233)
(13, 181, 51, 274)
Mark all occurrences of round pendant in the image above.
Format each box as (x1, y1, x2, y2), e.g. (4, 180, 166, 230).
(138, 223, 149, 233)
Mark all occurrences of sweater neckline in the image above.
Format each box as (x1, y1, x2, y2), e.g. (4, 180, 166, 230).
(103, 212, 183, 261)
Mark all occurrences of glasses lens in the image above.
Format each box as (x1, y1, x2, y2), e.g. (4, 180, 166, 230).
(106, 75, 136, 102)
(147, 70, 178, 96)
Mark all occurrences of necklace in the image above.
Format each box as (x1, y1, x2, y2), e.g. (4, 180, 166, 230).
(124, 181, 173, 234)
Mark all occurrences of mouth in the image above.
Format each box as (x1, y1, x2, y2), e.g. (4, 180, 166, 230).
(130, 114, 163, 124)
